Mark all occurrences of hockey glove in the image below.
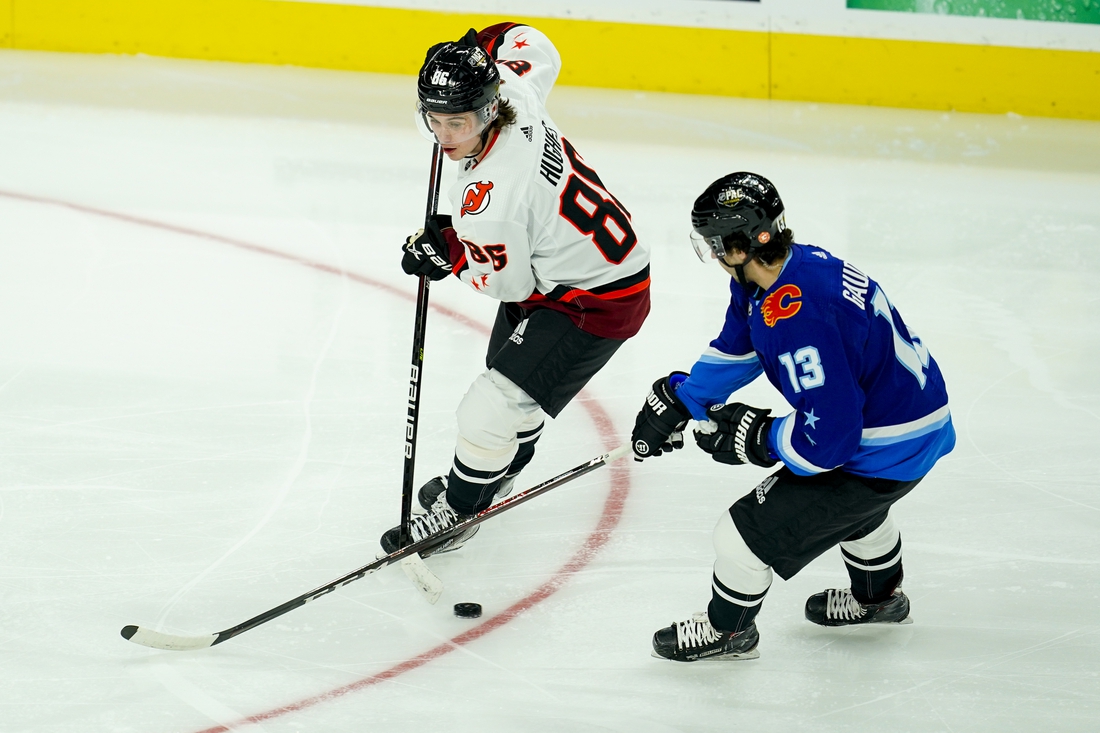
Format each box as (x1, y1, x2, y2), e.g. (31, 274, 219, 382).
(631, 373, 692, 461)
(694, 403, 778, 468)
(401, 214, 456, 281)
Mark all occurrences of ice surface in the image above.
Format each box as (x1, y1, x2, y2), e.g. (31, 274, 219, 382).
(1, 49, 1098, 733)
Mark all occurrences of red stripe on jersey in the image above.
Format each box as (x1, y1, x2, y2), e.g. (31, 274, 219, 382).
(520, 277, 650, 340)
(557, 277, 651, 303)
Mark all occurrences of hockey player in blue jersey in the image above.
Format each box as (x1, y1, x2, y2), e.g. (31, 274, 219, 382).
(631, 172, 955, 662)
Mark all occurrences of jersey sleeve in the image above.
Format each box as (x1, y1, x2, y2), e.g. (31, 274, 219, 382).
(451, 217, 536, 303)
(765, 315, 864, 476)
(675, 297, 764, 421)
(478, 23, 561, 104)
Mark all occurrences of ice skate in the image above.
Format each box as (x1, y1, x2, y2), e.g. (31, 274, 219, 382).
(651, 613, 760, 662)
(804, 587, 911, 627)
(495, 474, 517, 500)
(380, 492, 478, 557)
(415, 474, 516, 515)
(415, 475, 448, 514)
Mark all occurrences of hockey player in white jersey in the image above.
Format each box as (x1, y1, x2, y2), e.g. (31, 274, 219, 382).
(380, 24, 650, 555)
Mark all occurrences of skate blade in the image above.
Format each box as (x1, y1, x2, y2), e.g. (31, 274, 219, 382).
(651, 648, 760, 662)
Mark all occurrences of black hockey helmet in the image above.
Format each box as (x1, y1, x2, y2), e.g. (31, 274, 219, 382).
(689, 172, 787, 262)
(417, 28, 500, 116)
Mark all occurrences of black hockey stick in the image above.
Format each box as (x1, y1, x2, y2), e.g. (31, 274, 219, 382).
(400, 143, 445, 547)
(120, 444, 629, 651)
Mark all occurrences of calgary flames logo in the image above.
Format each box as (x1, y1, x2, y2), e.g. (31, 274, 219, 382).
(460, 181, 494, 217)
(761, 284, 802, 327)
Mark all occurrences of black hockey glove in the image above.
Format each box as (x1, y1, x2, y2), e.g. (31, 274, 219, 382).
(694, 403, 778, 468)
(631, 373, 692, 461)
(401, 214, 455, 281)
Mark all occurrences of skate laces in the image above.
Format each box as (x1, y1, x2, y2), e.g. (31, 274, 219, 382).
(824, 589, 867, 621)
(675, 613, 722, 650)
(409, 502, 459, 542)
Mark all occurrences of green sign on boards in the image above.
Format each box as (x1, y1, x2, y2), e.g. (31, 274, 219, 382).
(847, 0, 1100, 24)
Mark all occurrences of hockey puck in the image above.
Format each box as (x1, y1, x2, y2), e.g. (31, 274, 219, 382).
(453, 602, 482, 619)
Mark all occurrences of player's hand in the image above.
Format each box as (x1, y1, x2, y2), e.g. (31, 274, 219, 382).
(694, 403, 777, 467)
(631, 373, 691, 461)
(401, 215, 455, 281)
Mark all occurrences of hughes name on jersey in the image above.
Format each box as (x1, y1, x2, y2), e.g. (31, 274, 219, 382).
(446, 24, 650, 340)
(677, 244, 955, 481)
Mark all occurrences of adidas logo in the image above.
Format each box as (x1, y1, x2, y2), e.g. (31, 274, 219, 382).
(521, 125, 533, 142)
(754, 476, 777, 504)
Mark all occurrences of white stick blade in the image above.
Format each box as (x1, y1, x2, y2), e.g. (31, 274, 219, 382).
(121, 624, 218, 651)
(400, 554, 443, 604)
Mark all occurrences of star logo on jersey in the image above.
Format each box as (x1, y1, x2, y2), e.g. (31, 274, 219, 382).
(803, 409, 820, 429)
(460, 181, 494, 217)
(470, 273, 490, 291)
(512, 36, 529, 50)
(761, 284, 802, 327)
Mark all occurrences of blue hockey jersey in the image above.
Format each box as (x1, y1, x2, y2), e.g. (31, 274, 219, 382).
(676, 244, 955, 481)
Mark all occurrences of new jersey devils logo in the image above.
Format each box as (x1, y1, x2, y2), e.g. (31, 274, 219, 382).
(460, 181, 494, 217)
(761, 284, 802, 327)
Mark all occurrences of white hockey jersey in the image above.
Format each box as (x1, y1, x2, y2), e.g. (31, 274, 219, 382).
(445, 23, 650, 340)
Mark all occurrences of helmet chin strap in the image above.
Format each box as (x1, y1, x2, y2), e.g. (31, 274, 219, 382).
(720, 251, 751, 287)
(465, 126, 494, 159)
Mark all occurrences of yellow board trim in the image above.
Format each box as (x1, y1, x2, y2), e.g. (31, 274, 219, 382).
(772, 32, 1100, 120)
(3, 0, 1098, 120)
(0, 1, 11, 47)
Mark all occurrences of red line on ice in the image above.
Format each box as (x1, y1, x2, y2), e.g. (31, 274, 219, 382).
(0, 189, 631, 731)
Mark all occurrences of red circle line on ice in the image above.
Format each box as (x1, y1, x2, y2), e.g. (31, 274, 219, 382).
(0, 188, 632, 731)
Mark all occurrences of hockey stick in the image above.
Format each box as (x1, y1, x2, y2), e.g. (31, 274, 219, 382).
(120, 444, 630, 651)
(397, 143, 446, 602)
(401, 143, 444, 546)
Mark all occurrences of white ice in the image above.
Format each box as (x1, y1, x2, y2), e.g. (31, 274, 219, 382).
(1, 49, 1098, 733)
